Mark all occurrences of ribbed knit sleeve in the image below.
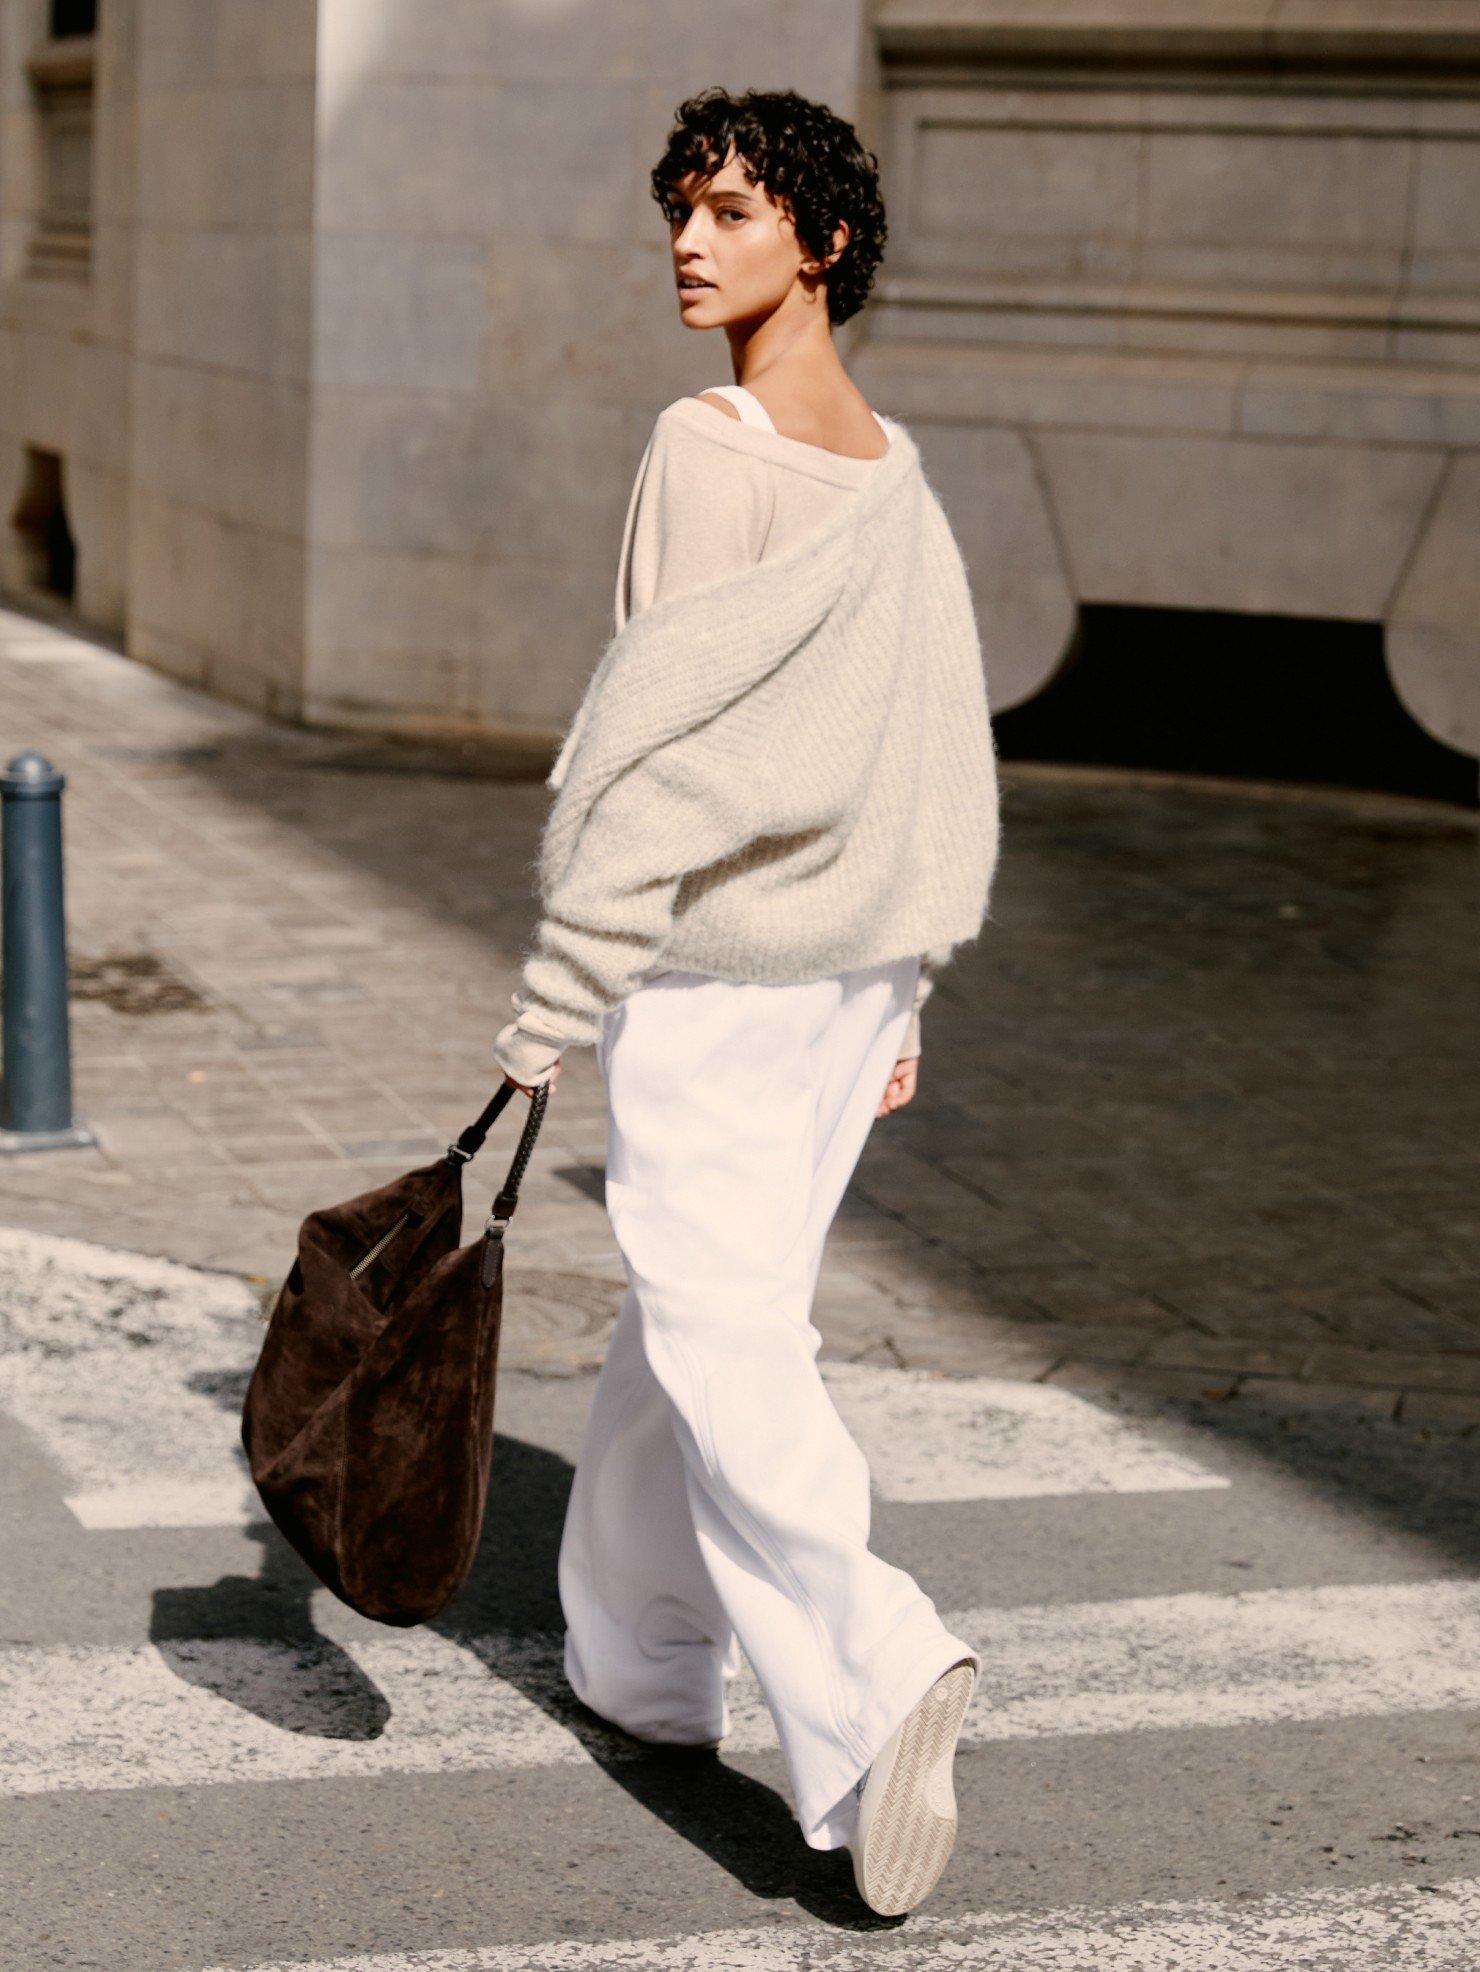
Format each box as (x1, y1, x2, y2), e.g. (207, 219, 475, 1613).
(492, 406, 775, 1075)
(900, 960, 934, 1061)
(899, 941, 956, 1059)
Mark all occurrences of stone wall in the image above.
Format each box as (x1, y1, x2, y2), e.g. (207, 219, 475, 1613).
(1, 0, 869, 736)
(859, 1, 1480, 764)
(0, 0, 317, 712)
(0, 0, 134, 631)
(1, 1, 1476, 773)
(124, 0, 318, 717)
(298, 0, 868, 740)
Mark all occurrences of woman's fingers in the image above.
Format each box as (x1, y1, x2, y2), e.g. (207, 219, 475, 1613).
(876, 1056, 918, 1117)
(504, 1058, 563, 1098)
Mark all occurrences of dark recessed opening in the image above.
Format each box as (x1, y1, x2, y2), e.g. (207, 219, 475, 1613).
(10, 446, 77, 602)
(992, 605, 1478, 808)
(49, 0, 97, 37)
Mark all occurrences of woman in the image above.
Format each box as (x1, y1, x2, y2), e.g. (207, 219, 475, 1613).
(491, 86, 1001, 1916)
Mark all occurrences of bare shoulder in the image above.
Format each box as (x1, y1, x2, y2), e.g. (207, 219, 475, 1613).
(689, 391, 742, 422)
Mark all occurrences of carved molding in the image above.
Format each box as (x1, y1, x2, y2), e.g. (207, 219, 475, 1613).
(876, 2, 1480, 78)
(24, 34, 96, 283)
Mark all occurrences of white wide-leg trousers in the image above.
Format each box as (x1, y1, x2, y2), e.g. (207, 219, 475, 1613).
(557, 956, 980, 1851)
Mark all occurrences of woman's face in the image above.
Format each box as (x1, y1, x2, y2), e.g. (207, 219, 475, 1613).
(668, 148, 830, 328)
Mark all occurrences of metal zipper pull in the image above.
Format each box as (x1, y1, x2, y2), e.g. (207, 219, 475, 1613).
(349, 1208, 411, 1282)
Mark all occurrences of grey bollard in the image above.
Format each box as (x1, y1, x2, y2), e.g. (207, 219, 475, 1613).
(0, 750, 95, 1152)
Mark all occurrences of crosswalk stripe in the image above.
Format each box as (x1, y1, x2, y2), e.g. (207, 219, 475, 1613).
(0, 1228, 1225, 1530)
(5, 1577, 1480, 1799)
(821, 1361, 1227, 1501)
(202, 1875, 1480, 1970)
(0, 1225, 262, 1529)
(65, 1482, 258, 1531)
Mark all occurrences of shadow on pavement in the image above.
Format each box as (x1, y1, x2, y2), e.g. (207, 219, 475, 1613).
(146, 1422, 884, 1927)
(1136, 1383, 1480, 1575)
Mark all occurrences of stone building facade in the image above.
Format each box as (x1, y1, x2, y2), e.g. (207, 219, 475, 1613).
(2, 1, 1478, 778)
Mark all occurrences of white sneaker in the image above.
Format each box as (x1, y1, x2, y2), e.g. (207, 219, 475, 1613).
(850, 1657, 976, 1916)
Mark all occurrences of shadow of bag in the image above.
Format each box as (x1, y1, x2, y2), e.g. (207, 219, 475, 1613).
(241, 1079, 550, 1627)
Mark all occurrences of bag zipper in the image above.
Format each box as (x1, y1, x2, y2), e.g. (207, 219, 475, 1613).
(349, 1209, 412, 1282)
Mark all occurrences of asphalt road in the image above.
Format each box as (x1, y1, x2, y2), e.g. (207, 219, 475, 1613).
(4, 1233, 1480, 1969)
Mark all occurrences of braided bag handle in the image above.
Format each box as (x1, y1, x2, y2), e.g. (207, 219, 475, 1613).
(445, 1077, 551, 1251)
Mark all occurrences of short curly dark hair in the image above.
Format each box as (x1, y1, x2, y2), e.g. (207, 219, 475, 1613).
(649, 87, 887, 328)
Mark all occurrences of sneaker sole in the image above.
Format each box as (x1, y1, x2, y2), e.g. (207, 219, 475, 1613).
(852, 1658, 975, 1916)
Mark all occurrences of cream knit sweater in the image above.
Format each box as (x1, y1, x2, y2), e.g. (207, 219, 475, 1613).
(491, 394, 1000, 1086)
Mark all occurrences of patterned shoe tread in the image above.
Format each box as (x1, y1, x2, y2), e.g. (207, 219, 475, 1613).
(855, 1659, 975, 1916)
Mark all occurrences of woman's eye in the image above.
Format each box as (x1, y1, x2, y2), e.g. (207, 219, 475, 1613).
(668, 206, 744, 227)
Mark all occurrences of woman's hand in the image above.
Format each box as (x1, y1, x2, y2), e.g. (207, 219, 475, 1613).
(503, 1059, 563, 1099)
(877, 1055, 918, 1117)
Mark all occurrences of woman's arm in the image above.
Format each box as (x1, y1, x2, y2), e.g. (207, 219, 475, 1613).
(899, 967, 931, 1063)
(491, 404, 775, 1086)
(898, 942, 956, 1062)
(491, 999, 572, 1088)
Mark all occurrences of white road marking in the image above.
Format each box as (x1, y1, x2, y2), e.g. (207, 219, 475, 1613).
(820, 1360, 1228, 1501)
(202, 1875, 1480, 1970)
(65, 1482, 260, 1531)
(6, 1577, 1480, 1799)
(0, 1225, 263, 1529)
(0, 1228, 1225, 1528)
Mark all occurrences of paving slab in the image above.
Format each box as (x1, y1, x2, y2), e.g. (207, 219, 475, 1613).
(0, 603, 1476, 1406)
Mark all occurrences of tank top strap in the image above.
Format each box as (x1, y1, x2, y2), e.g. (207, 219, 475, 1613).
(701, 385, 890, 449)
(700, 383, 777, 433)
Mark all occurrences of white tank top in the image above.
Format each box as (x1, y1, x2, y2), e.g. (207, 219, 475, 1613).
(616, 390, 890, 628)
(702, 383, 889, 453)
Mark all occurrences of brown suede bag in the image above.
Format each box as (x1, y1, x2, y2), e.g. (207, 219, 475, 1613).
(241, 1079, 550, 1627)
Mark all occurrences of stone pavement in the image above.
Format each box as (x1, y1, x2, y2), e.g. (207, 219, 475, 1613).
(0, 601, 1476, 1415)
